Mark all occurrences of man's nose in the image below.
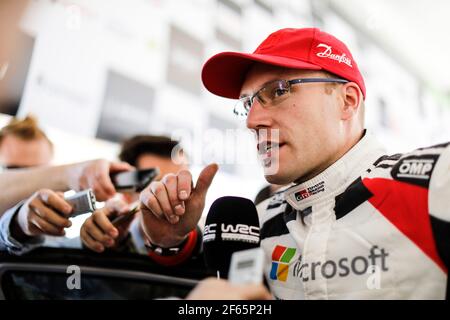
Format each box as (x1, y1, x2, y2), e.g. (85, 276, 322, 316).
(246, 100, 272, 130)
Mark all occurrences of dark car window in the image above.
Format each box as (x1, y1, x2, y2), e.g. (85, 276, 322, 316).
(2, 270, 192, 300)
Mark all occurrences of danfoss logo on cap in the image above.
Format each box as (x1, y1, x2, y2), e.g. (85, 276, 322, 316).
(316, 44, 352, 68)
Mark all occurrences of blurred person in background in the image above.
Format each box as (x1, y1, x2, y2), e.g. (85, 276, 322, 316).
(139, 27, 450, 299)
(119, 135, 187, 180)
(0, 0, 133, 214)
(0, 115, 53, 169)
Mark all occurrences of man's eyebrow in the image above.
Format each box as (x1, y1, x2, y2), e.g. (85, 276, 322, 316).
(239, 78, 280, 99)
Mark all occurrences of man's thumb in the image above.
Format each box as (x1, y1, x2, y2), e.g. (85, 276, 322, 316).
(194, 163, 219, 196)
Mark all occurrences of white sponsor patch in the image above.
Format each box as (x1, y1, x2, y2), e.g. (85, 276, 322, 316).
(316, 44, 352, 67)
(397, 159, 434, 179)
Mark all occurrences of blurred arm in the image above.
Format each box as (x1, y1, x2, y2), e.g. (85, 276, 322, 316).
(0, 159, 132, 215)
(0, 164, 72, 215)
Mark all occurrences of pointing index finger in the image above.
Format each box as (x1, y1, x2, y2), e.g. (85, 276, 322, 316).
(177, 170, 192, 201)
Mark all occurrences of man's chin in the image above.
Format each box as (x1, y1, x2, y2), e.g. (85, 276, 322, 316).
(264, 172, 292, 185)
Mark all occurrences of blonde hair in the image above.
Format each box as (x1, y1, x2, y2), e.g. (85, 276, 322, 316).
(0, 115, 53, 149)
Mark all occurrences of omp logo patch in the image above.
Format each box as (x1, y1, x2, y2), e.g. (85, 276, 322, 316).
(398, 159, 434, 179)
(392, 155, 439, 188)
(270, 245, 297, 282)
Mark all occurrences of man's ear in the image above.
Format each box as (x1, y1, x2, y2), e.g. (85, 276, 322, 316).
(340, 82, 362, 120)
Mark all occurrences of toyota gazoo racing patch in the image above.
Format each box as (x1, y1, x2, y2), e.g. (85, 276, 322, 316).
(284, 181, 325, 209)
(293, 181, 325, 201)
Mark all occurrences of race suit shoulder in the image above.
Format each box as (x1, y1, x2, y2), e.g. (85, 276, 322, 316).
(257, 132, 450, 299)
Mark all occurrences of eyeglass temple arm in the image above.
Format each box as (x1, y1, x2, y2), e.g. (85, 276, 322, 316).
(289, 78, 349, 85)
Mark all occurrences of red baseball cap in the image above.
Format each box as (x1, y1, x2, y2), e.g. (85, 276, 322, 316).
(201, 28, 366, 100)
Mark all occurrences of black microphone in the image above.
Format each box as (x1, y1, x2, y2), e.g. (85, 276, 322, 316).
(203, 196, 260, 279)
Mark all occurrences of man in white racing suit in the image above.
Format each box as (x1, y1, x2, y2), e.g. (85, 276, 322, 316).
(258, 131, 449, 299)
(138, 27, 449, 299)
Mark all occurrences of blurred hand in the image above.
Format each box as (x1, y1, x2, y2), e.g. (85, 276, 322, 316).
(68, 159, 133, 201)
(80, 197, 134, 252)
(139, 163, 218, 247)
(186, 278, 272, 300)
(13, 189, 73, 238)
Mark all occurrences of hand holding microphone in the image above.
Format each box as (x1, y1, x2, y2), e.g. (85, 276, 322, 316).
(203, 196, 271, 291)
(189, 196, 272, 300)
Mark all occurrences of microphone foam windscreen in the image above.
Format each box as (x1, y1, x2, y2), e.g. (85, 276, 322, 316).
(203, 196, 260, 279)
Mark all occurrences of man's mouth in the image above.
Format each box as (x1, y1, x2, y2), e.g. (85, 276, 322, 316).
(257, 141, 285, 157)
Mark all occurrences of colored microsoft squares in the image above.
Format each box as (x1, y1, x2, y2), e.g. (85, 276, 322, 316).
(270, 245, 296, 281)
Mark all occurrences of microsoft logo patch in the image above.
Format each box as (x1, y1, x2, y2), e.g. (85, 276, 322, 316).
(270, 245, 296, 282)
